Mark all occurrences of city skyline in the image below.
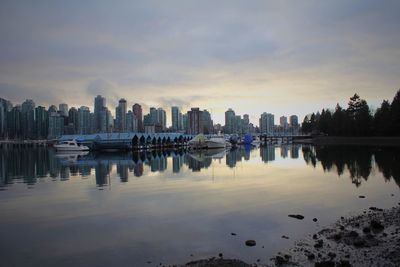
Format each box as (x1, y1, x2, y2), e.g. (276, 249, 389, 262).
(0, 95, 299, 128)
(0, 1, 399, 125)
(0, 94, 300, 139)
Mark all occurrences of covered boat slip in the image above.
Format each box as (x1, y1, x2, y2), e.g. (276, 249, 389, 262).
(59, 133, 195, 151)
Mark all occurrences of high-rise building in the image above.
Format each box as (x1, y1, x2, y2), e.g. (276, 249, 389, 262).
(235, 115, 242, 135)
(202, 109, 213, 134)
(289, 115, 299, 127)
(35, 106, 48, 139)
(48, 112, 64, 139)
(48, 105, 57, 113)
(224, 108, 235, 134)
(132, 104, 143, 132)
(94, 95, 106, 132)
(106, 109, 113, 132)
(126, 111, 138, 132)
(188, 108, 203, 134)
(157, 108, 166, 130)
(171, 106, 180, 131)
(259, 112, 274, 134)
(182, 113, 188, 132)
(280, 116, 288, 128)
(0, 98, 12, 138)
(68, 107, 79, 134)
(7, 106, 21, 139)
(78, 106, 91, 134)
(115, 98, 127, 132)
(21, 99, 35, 139)
(59, 103, 69, 117)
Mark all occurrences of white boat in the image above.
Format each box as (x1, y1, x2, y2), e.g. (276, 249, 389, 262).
(206, 135, 226, 149)
(54, 140, 90, 151)
(189, 134, 227, 149)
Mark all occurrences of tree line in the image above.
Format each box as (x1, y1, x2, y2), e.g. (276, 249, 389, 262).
(301, 89, 400, 136)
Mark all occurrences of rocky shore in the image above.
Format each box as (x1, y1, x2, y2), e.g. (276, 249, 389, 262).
(181, 205, 400, 267)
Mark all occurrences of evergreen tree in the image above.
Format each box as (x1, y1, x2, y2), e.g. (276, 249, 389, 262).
(390, 89, 400, 135)
(373, 100, 391, 136)
(346, 93, 372, 136)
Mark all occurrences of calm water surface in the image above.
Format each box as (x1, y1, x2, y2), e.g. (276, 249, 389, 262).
(0, 145, 399, 266)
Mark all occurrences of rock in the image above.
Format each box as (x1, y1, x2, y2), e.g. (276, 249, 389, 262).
(281, 235, 289, 239)
(333, 233, 342, 241)
(314, 239, 323, 249)
(245, 240, 256, 247)
(363, 227, 371, 233)
(218, 253, 223, 258)
(313, 234, 318, 239)
(315, 260, 335, 267)
(313, 218, 318, 222)
(369, 207, 383, 211)
(347, 231, 359, 238)
(275, 255, 289, 265)
(337, 260, 352, 267)
(231, 233, 237, 236)
(370, 220, 384, 230)
(359, 195, 366, 198)
(288, 214, 305, 220)
(353, 237, 365, 247)
(307, 253, 315, 260)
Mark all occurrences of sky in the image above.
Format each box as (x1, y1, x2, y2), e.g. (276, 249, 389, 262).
(0, 0, 399, 126)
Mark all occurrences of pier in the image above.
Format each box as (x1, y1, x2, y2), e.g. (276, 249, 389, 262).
(0, 139, 56, 149)
(59, 132, 196, 151)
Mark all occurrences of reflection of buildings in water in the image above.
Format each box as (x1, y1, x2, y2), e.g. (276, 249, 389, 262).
(280, 146, 288, 158)
(186, 151, 212, 172)
(2, 146, 398, 190)
(117, 164, 129, 182)
(260, 145, 275, 163)
(95, 162, 111, 187)
(226, 148, 249, 168)
(133, 163, 143, 177)
(60, 166, 70, 181)
(172, 155, 184, 173)
(149, 155, 167, 172)
(290, 145, 299, 159)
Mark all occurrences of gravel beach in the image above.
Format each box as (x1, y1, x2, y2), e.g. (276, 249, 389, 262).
(181, 205, 400, 267)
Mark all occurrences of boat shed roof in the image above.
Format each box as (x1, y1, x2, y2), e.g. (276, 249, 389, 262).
(59, 132, 195, 142)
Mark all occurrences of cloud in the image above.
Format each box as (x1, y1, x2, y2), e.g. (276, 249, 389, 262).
(0, 0, 399, 124)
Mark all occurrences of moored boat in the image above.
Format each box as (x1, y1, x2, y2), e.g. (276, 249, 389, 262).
(54, 139, 90, 151)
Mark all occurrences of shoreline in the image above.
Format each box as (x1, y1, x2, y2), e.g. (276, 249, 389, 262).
(181, 205, 400, 267)
(294, 136, 400, 147)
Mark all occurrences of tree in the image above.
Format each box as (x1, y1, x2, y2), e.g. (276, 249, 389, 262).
(346, 93, 372, 136)
(318, 109, 332, 135)
(373, 100, 391, 136)
(332, 104, 347, 136)
(390, 89, 400, 135)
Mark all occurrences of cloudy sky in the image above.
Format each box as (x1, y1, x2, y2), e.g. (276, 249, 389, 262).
(0, 0, 399, 125)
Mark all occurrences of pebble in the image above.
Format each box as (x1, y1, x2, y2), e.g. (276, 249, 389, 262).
(288, 214, 304, 220)
(359, 195, 366, 198)
(313, 218, 318, 222)
(245, 240, 256, 247)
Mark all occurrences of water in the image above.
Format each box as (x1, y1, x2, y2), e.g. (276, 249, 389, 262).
(0, 145, 399, 266)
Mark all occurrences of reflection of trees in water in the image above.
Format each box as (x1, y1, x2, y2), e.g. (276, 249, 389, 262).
(1, 146, 399, 189)
(374, 147, 400, 187)
(302, 145, 400, 188)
